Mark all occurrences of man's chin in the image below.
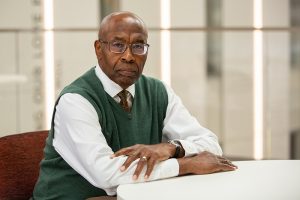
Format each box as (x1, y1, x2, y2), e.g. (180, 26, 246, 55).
(117, 77, 137, 89)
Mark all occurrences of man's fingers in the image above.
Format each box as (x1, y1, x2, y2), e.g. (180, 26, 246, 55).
(113, 144, 168, 178)
(225, 161, 237, 169)
(217, 156, 237, 169)
(218, 163, 237, 172)
(144, 158, 156, 180)
(112, 148, 133, 158)
(120, 155, 138, 172)
(132, 156, 148, 180)
(220, 159, 237, 169)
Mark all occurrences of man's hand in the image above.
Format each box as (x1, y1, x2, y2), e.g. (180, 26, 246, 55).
(178, 151, 237, 175)
(111, 143, 175, 180)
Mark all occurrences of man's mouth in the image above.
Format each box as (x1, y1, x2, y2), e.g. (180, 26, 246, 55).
(117, 70, 137, 77)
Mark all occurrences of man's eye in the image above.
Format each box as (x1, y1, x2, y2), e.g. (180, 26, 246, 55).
(112, 42, 125, 48)
(133, 43, 144, 49)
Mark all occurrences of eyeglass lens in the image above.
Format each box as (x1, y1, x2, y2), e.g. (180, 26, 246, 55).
(110, 41, 148, 55)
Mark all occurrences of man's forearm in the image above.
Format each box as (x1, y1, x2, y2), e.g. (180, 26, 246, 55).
(177, 157, 191, 175)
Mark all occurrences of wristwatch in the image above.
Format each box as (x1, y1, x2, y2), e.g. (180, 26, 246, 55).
(168, 140, 182, 158)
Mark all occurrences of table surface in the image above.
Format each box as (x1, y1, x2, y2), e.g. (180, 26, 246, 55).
(117, 160, 300, 200)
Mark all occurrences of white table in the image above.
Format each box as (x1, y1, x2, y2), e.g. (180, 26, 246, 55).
(117, 160, 300, 200)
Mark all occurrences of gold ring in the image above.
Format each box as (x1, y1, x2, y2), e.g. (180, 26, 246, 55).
(141, 156, 147, 161)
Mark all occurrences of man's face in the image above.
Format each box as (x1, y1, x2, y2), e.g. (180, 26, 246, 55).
(95, 15, 148, 89)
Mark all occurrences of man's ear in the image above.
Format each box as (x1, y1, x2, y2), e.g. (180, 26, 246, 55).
(94, 40, 102, 58)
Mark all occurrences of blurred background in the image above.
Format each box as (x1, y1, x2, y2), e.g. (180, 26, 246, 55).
(0, 0, 299, 160)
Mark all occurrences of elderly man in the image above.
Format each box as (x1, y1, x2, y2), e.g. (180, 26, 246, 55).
(32, 11, 236, 199)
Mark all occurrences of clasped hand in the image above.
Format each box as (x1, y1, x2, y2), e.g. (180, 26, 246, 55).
(111, 143, 237, 180)
(111, 143, 173, 180)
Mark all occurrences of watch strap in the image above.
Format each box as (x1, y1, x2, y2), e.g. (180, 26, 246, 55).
(168, 140, 181, 158)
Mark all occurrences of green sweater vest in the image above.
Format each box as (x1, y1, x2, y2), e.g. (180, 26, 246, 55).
(32, 67, 168, 199)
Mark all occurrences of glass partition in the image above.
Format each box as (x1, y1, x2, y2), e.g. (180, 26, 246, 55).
(0, 0, 299, 159)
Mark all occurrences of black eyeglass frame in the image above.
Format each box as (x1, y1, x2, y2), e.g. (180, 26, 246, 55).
(98, 39, 150, 55)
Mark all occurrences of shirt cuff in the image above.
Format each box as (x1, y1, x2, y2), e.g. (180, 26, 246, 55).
(177, 139, 199, 157)
(158, 158, 179, 178)
(142, 158, 179, 181)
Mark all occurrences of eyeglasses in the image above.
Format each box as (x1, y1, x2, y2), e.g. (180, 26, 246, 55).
(99, 40, 150, 55)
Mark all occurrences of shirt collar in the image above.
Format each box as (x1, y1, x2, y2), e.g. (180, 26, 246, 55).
(95, 64, 135, 98)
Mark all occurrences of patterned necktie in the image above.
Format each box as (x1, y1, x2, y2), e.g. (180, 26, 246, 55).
(117, 90, 130, 112)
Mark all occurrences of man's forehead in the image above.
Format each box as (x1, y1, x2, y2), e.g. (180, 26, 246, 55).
(108, 15, 145, 30)
(107, 32, 147, 41)
(103, 20, 146, 37)
(99, 12, 147, 39)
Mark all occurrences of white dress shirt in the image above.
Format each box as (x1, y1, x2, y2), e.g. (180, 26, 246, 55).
(53, 65, 222, 195)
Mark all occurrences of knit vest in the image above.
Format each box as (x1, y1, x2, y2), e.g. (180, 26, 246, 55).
(32, 67, 168, 199)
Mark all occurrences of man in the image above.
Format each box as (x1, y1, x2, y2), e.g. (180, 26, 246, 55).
(32, 11, 236, 199)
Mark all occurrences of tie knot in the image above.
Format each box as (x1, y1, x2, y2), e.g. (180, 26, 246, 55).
(117, 90, 131, 112)
(118, 90, 129, 101)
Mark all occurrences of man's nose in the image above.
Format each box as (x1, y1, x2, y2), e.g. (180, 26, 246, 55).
(121, 47, 135, 63)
